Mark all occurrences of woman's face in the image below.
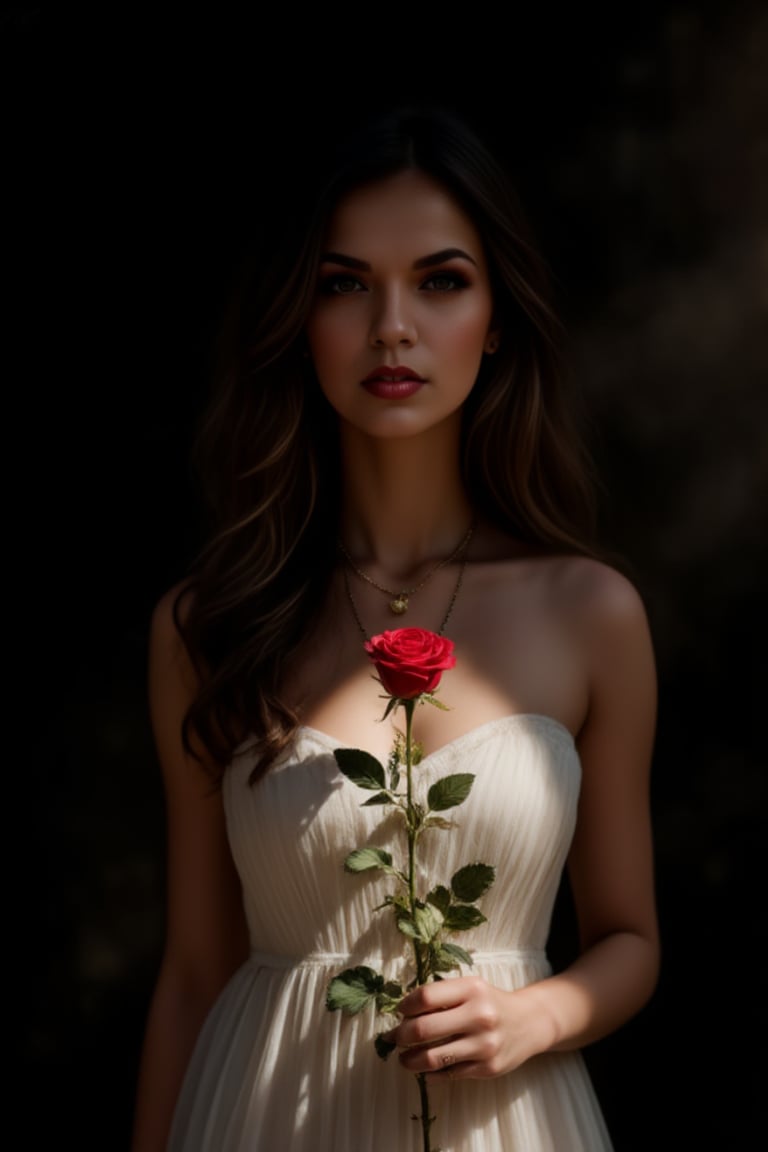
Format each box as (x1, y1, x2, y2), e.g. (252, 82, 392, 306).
(305, 168, 498, 440)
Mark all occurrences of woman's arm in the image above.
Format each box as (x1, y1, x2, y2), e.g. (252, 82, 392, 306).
(540, 561, 660, 1050)
(388, 561, 660, 1079)
(130, 588, 249, 1150)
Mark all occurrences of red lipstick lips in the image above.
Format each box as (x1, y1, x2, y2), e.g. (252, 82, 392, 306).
(361, 366, 425, 400)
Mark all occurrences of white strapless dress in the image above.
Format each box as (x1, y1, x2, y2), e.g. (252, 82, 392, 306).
(169, 714, 614, 1151)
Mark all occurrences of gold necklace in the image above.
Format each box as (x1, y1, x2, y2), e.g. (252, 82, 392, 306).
(341, 534, 472, 641)
(337, 519, 475, 616)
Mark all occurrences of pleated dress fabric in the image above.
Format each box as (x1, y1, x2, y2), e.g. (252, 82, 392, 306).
(168, 714, 614, 1151)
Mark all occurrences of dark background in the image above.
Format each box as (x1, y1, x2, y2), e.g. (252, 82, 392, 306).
(10, 3, 766, 1148)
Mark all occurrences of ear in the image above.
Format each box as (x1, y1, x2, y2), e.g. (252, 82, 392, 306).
(484, 330, 501, 355)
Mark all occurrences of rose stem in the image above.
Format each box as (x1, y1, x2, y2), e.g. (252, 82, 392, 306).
(404, 697, 435, 1152)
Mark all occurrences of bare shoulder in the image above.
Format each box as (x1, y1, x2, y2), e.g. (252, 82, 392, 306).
(551, 555, 657, 745)
(476, 524, 649, 638)
(549, 554, 651, 642)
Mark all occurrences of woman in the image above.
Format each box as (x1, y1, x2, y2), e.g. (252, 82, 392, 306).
(131, 104, 659, 1151)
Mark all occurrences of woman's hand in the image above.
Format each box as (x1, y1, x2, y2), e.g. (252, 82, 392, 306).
(382, 975, 554, 1082)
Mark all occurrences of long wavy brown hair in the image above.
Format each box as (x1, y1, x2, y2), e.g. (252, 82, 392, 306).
(174, 104, 601, 785)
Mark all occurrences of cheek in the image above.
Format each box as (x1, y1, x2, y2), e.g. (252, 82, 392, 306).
(439, 306, 493, 361)
(306, 309, 362, 371)
(305, 316, 363, 411)
(308, 301, 366, 345)
(310, 346, 353, 400)
(435, 287, 493, 341)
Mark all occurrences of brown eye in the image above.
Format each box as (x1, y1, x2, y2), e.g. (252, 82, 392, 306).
(319, 274, 365, 295)
(422, 271, 469, 291)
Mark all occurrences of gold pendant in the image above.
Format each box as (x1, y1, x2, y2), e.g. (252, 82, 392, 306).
(390, 595, 409, 615)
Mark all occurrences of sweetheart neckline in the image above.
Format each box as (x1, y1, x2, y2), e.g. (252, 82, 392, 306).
(296, 712, 576, 767)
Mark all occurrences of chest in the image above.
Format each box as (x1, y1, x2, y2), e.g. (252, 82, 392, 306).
(284, 562, 588, 758)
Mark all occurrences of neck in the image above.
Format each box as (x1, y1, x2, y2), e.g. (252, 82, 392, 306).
(338, 424, 473, 574)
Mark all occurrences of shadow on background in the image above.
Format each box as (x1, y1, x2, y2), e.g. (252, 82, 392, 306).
(11, 3, 766, 1148)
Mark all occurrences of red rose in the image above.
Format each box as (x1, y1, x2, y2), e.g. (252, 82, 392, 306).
(364, 628, 456, 700)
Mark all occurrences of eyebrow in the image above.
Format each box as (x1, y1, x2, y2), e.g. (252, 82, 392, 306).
(319, 247, 478, 270)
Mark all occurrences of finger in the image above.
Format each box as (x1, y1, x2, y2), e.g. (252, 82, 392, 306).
(424, 1056, 483, 1083)
(397, 977, 472, 1018)
(398, 1039, 473, 1078)
(381, 995, 465, 1047)
(389, 1007, 466, 1052)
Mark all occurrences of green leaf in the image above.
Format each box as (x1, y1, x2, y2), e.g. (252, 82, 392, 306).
(374, 1032, 397, 1060)
(344, 847, 393, 873)
(361, 792, 394, 806)
(426, 884, 452, 914)
(413, 901, 444, 942)
(427, 773, 475, 811)
(326, 966, 383, 1014)
(443, 904, 487, 931)
(429, 945, 461, 974)
(334, 749, 386, 790)
(375, 980, 403, 1014)
(438, 941, 474, 967)
(395, 913, 420, 939)
(422, 693, 450, 710)
(450, 863, 496, 902)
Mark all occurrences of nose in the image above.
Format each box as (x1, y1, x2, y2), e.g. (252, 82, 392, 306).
(369, 286, 417, 349)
